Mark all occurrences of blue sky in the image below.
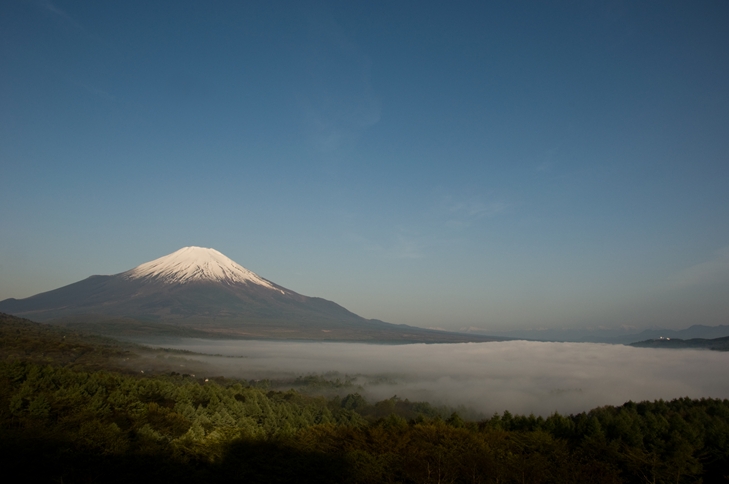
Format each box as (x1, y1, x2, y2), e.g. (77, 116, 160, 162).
(1, 1, 728, 331)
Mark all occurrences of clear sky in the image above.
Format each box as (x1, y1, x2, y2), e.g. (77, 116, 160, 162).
(1, 1, 728, 332)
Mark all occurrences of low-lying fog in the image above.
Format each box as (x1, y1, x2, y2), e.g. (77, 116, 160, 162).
(142, 339, 729, 417)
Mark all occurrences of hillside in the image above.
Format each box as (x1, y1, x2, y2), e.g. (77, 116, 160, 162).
(0, 247, 500, 343)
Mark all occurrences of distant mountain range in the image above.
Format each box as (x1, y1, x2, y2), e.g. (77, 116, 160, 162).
(465, 325, 729, 345)
(0, 247, 499, 343)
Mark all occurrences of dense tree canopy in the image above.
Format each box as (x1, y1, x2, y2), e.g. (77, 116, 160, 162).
(1, 314, 728, 483)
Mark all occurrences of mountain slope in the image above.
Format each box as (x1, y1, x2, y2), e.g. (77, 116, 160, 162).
(0, 247, 496, 342)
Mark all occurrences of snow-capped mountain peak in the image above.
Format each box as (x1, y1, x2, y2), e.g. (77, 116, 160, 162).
(123, 246, 280, 289)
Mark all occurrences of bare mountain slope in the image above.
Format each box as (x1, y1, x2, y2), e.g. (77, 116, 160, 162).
(0, 247, 497, 342)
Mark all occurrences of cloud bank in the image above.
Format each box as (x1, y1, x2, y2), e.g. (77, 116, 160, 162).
(148, 339, 729, 417)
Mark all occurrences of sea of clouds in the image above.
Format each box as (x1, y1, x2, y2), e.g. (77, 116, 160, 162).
(146, 339, 729, 417)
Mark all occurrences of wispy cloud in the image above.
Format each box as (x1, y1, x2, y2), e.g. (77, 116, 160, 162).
(389, 234, 426, 259)
(535, 138, 569, 173)
(439, 195, 507, 229)
(296, 11, 381, 152)
(670, 246, 729, 288)
(32, 0, 83, 30)
(348, 231, 427, 260)
(346, 193, 507, 260)
(39, 0, 72, 20)
(67, 78, 117, 102)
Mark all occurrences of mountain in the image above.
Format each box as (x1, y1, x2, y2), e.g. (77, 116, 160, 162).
(0, 247, 498, 343)
(466, 324, 729, 344)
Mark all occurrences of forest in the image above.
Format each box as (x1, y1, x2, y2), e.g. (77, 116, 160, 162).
(1, 313, 728, 483)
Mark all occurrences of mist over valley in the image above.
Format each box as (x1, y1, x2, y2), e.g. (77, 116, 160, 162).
(4, 245, 728, 419)
(135, 338, 729, 417)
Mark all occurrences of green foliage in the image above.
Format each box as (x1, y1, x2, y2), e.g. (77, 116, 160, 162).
(2, 359, 729, 483)
(0, 313, 136, 370)
(2, 314, 729, 482)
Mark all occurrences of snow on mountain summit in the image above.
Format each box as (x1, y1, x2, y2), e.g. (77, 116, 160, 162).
(123, 246, 280, 290)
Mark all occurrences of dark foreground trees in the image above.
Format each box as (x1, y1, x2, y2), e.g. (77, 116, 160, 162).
(1, 360, 728, 483)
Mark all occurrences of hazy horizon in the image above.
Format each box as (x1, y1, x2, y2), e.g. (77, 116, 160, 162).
(2, 1, 728, 332)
